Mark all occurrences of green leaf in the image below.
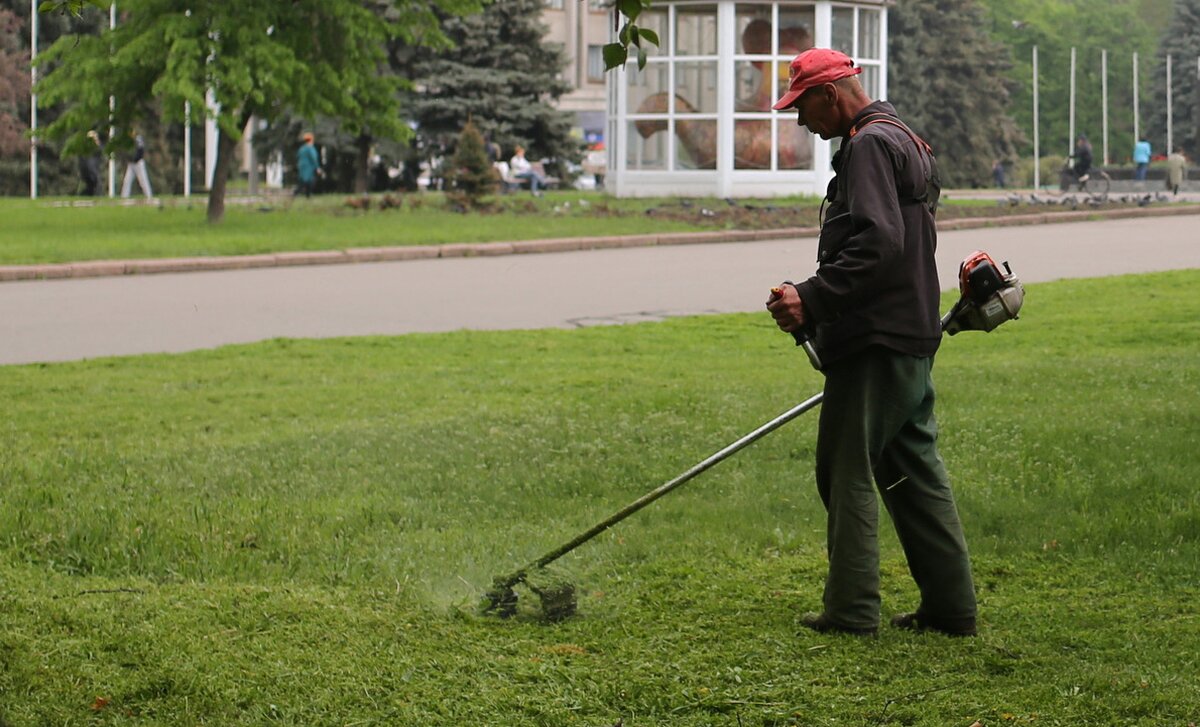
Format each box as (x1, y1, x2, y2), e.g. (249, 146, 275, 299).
(602, 42, 628, 71)
(637, 27, 660, 47)
(617, 0, 643, 23)
(628, 24, 640, 47)
(618, 22, 631, 47)
(637, 47, 648, 70)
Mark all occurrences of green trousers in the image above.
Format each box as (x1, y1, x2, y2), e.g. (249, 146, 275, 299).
(815, 346, 976, 631)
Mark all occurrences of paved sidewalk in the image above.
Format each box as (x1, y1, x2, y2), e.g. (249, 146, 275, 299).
(2, 203, 1197, 283)
(3, 213, 1198, 365)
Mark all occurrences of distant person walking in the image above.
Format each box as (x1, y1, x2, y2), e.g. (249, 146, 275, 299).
(79, 130, 103, 197)
(296, 133, 321, 198)
(992, 159, 1006, 189)
(1133, 138, 1151, 181)
(120, 130, 153, 199)
(1166, 148, 1187, 195)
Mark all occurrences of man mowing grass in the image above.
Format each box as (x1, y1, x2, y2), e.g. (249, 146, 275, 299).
(766, 48, 976, 637)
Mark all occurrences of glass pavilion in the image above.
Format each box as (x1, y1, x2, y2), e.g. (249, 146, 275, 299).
(606, 0, 890, 198)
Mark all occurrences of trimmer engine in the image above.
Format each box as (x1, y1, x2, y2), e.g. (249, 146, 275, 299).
(942, 250, 1025, 335)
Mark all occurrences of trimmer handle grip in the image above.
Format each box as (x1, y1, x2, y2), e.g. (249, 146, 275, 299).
(770, 284, 823, 371)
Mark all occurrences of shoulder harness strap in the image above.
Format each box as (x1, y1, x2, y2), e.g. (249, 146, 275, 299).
(846, 112, 940, 213)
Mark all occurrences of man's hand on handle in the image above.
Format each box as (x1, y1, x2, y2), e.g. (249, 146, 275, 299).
(766, 284, 806, 333)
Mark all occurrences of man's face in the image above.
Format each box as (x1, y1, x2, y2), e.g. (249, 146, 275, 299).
(793, 84, 838, 140)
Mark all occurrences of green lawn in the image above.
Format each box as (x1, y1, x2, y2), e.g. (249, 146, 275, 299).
(0, 192, 1123, 267)
(0, 194, 715, 265)
(1, 271, 1198, 724)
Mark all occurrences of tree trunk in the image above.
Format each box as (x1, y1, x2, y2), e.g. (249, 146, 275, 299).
(354, 133, 372, 195)
(206, 129, 237, 223)
(206, 110, 253, 224)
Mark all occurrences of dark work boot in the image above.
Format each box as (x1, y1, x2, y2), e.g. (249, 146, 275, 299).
(799, 612, 877, 637)
(890, 611, 977, 637)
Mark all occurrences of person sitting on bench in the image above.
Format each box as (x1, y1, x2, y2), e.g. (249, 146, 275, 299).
(509, 145, 546, 196)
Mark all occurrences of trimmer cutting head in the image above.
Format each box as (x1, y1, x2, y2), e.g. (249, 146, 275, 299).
(483, 572, 578, 622)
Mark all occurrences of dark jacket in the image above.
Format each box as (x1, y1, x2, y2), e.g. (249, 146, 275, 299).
(794, 101, 942, 367)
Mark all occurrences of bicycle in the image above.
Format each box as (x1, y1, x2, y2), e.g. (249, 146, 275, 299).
(1059, 159, 1111, 197)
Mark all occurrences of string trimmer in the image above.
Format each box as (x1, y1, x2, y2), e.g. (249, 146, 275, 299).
(483, 250, 1024, 621)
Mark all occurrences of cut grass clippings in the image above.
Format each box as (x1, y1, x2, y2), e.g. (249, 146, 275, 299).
(1, 270, 1197, 724)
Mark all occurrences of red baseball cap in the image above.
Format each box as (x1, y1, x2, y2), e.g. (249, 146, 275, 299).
(772, 48, 862, 111)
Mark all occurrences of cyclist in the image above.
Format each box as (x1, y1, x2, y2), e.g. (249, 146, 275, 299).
(1073, 134, 1093, 183)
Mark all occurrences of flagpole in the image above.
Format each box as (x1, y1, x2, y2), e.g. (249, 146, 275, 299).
(108, 2, 117, 197)
(30, 0, 38, 199)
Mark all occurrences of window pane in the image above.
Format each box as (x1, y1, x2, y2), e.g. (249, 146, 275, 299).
(638, 10, 670, 53)
(675, 4, 718, 56)
(734, 59, 773, 112)
(831, 7, 854, 56)
(627, 120, 668, 170)
(587, 45, 605, 81)
(860, 64, 880, 99)
(777, 121, 814, 170)
(858, 9, 881, 59)
(626, 61, 670, 116)
(778, 5, 815, 56)
(674, 119, 717, 169)
(674, 61, 718, 114)
(735, 120, 772, 169)
(736, 4, 772, 55)
(545, 0, 564, 8)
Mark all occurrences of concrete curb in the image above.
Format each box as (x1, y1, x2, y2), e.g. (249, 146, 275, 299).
(2, 204, 1197, 284)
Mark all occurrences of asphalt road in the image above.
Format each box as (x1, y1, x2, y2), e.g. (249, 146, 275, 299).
(2, 214, 1197, 365)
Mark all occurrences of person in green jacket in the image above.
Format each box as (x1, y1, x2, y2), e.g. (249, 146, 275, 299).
(296, 133, 321, 198)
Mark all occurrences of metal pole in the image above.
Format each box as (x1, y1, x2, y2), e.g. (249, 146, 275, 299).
(1133, 52, 1140, 143)
(499, 391, 828, 584)
(29, 0, 37, 199)
(1102, 49, 1109, 166)
(184, 101, 191, 198)
(108, 2, 116, 198)
(1033, 45, 1040, 190)
(1069, 46, 1076, 156)
(1166, 54, 1173, 156)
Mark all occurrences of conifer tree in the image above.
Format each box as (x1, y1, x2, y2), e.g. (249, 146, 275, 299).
(446, 118, 497, 209)
(403, 0, 577, 173)
(1146, 0, 1200, 161)
(888, 0, 1021, 187)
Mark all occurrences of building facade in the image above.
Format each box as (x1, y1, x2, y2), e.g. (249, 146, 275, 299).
(541, 0, 612, 145)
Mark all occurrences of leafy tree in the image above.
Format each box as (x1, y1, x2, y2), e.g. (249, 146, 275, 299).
(0, 7, 29, 157)
(403, 0, 577, 176)
(38, 0, 106, 15)
(247, 0, 480, 197)
(1146, 0, 1200, 161)
(889, 0, 1021, 187)
(35, 1, 406, 222)
(1, 0, 111, 195)
(978, 0, 1161, 166)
